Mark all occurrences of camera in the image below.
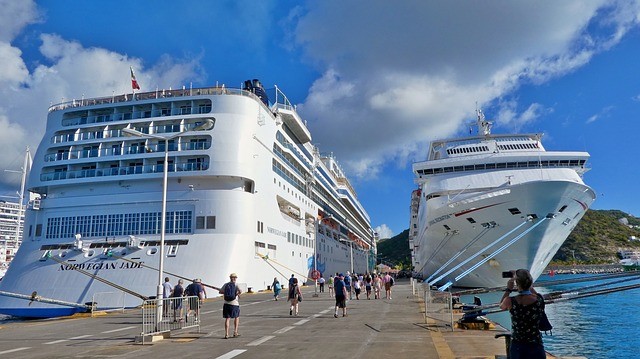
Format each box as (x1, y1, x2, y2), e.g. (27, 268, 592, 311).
(501, 270, 515, 278)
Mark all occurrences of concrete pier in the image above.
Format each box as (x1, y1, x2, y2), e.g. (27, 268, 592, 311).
(0, 280, 558, 358)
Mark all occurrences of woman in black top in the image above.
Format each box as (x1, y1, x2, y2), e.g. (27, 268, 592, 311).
(499, 269, 545, 359)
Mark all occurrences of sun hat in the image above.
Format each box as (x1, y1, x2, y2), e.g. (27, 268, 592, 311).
(230, 273, 238, 278)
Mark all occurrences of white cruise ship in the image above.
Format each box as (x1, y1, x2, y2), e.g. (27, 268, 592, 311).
(0, 80, 375, 318)
(410, 111, 595, 289)
(0, 200, 24, 278)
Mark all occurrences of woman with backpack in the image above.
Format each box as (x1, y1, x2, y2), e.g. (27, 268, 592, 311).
(272, 277, 282, 301)
(287, 277, 302, 316)
(499, 269, 546, 359)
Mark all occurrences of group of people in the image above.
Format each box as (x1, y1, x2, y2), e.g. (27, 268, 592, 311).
(162, 277, 207, 322)
(325, 271, 395, 300)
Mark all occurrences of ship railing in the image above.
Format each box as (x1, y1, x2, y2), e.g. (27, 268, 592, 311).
(90, 291, 126, 317)
(139, 296, 200, 343)
(48, 86, 265, 113)
(419, 281, 454, 331)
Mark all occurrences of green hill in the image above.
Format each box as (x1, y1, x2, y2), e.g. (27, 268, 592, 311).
(376, 209, 640, 268)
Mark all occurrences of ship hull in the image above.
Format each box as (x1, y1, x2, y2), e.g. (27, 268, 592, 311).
(414, 180, 595, 288)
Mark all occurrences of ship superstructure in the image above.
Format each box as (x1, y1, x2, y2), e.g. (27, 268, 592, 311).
(411, 111, 595, 288)
(0, 80, 375, 317)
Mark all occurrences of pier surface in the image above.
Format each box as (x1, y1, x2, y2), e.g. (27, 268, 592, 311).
(0, 280, 532, 358)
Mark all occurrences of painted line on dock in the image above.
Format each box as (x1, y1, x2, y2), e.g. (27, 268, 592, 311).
(69, 334, 93, 340)
(246, 335, 275, 347)
(214, 349, 247, 359)
(293, 319, 309, 325)
(101, 326, 136, 334)
(273, 326, 295, 334)
(44, 335, 91, 345)
(0, 347, 31, 355)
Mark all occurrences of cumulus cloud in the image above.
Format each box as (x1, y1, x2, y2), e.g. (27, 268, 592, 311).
(290, 0, 639, 178)
(374, 224, 394, 240)
(0, 6, 204, 193)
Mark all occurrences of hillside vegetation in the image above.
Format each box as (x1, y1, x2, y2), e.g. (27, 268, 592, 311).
(376, 209, 640, 269)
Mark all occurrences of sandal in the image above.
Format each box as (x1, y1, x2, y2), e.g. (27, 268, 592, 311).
(224, 334, 228, 339)
(233, 333, 240, 337)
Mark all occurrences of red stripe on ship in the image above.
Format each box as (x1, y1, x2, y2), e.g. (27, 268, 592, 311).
(454, 202, 505, 217)
(573, 199, 588, 211)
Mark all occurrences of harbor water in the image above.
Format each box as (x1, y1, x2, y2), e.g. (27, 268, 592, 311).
(462, 273, 640, 359)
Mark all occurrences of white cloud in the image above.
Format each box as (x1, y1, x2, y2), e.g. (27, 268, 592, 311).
(374, 224, 394, 240)
(0, 28, 204, 193)
(290, 1, 638, 179)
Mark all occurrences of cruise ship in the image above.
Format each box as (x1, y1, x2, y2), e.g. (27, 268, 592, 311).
(410, 111, 595, 289)
(0, 200, 24, 278)
(0, 80, 375, 318)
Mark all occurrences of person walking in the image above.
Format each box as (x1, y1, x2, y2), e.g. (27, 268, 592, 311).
(272, 277, 282, 301)
(162, 277, 173, 317)
(328, 275, 334, 297)
(171, 279, 184, 322)
(185, 278, 205, 321)
(287, 277, 303, 316)
(333, 274, 348, 317)
(219, 273, 242, 339)
(373, 274, 382, 299)
(318, 276, 325, 293)
(353, 275, 361, 300)
(364, 273, 372, 300)
(383, 272, 393, 299)
(344, 272, 352, 300)
(499, 269, 546, 359)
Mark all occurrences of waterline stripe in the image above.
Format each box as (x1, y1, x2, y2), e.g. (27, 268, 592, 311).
(246, 335, 275, 346)
(215, 349, 246, 359)
(102, 326, 136, 334)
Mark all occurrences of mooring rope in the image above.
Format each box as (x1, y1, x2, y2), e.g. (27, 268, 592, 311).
(256, 253, 309, 281)
(49, 255, 148, 300)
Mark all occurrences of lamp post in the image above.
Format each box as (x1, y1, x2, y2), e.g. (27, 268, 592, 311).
(122, 119, 213, 324)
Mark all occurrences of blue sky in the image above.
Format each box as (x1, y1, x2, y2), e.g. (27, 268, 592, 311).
(1, 1, 640, 239)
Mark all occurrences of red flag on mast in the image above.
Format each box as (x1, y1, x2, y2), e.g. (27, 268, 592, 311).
(130, 66, 141, 90)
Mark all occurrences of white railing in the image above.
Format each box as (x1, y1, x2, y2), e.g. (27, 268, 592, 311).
(139, 296, 200, 343)
(91, 291, 126, 316)
(419, 281, 454, 331)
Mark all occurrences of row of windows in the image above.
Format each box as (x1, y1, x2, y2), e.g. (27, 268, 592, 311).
(416, 159, 586, 176)
(287, 231, 314, 248)
(447, 145, 490, 155)
(497, 143, 539, 151)
(43, 211, 193, 239)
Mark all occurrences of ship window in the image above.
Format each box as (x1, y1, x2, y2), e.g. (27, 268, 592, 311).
(509, 208, 521, 215)
(206, 216, 216, 229)
(196, 216, 205, 229)
(167, 245, 178, 257)
(244, 180, 254, 193)
(486, 163, 496, 169)
(466, 218, 476, 224)
(559, 205, 568, 213)
(443, 224, 451, 230)
(35, 224, 43, 237)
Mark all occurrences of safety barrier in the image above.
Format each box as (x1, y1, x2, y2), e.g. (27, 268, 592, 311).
(422, 282, 454, 331)
(139, 296, 200, 343)
(91, 291, 126, 316)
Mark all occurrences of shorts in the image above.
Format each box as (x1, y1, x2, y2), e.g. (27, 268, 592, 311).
(384, 283, 391, 290)
(354, 288, 361, 295)
(335, 294, 346, 308)
(222, 303, 240, 318)
(172, 298, 183, 309)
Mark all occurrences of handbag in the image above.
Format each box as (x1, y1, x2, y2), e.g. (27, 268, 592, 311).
(297, 294, 303, 302)
(536, 293, 553, 335)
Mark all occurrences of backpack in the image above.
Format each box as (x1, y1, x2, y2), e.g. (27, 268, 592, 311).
(389, 277, 395, 286)
(536, 293, 553, 335)
(184, 283, 194, 296)
(224, 282, 237, 301)
(274, 282, 281, 291)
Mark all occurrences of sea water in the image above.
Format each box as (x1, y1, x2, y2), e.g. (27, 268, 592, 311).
(461, 273, 640, 359)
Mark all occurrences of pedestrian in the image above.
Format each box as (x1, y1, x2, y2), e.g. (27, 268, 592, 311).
(353, 275, 361, 300)
(318, 276, 325, 292)
(288, 274, 296, 287)
(333, 273, 348, 317)
(365, 273, 372, 300)
(162, 277, 173, 316)
(344, 272, 352, 300)
(383, 272, 393, 299)
(328, 275, 334, 297)
(219, 273, 242, 339)
(499, 269, 545, 359)
(272, 277, 282, 301)
(185, 278, 205, 321)
(171, 279, 184, 322)
(373, 274, 382, 299)
(287, 277, 303, 316)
